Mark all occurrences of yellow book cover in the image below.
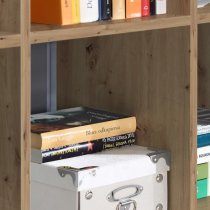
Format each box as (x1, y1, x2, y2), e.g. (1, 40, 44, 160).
(72, 0, 80, 24)
(112, 0, 125, 20)
(31, 107, 136, 150)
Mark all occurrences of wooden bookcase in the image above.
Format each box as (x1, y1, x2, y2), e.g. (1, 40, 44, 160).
(0, 0, 206, 209)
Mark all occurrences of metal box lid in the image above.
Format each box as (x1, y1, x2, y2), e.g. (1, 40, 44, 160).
(31, 145, 170, 191)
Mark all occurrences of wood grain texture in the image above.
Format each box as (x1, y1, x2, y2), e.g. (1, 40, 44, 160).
(57, 27, 192, 210)
(0, 0, 20, 33)
(30, 15, 191, 45)
(0, 48, 21, 210)
(198, 5, 210, 24)
(198, 197, 210, 210)
(198, 24, 210, 108)
(0, 33, 20, 49)
(20, 0, 31, 208)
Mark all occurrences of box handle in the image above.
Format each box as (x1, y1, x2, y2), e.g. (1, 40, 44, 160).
(107, 185, 143, 202)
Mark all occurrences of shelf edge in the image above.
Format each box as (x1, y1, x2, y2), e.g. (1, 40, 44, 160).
(0, 34, 21, 49)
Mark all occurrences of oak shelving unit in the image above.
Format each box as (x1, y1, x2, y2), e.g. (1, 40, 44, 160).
(0, 0, 202, 209)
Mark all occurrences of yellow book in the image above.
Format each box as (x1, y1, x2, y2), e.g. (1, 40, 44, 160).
(31, 107, 136, 150)
(112, 0, 125, 20)
(72, 0, 80, 24)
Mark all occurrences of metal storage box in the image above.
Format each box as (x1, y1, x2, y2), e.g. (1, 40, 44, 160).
(31, 145, 170, 210)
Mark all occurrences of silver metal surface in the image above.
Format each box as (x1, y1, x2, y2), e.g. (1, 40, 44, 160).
(85, 191, 93, 200)
(107, 185, 143, 202)
(156, 203, 163, 210)
(147, 150, 170, 166)
(116, 200, 137, 210)
(156, 174, 163, 183)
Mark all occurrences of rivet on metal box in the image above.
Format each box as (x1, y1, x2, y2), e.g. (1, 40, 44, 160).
(31, 145, 170, 210)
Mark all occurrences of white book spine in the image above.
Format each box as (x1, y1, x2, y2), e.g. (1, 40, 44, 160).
(155, 0, 166, 14)
(198, 125, 210, 135)
(198, 145, 210, 164)
(80, 0, 99, 23)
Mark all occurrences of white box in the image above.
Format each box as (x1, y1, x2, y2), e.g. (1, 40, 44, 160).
(31, 145, 170, 210)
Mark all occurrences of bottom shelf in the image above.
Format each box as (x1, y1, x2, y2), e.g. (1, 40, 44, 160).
(198, 197, 210, 209)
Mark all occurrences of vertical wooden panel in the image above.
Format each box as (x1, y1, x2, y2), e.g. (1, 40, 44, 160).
(57, 28, 193, 210)
(0, 48, 21, 210)
(198, 24, 210, 108)
(0, 0, 20, 33)
(21, 0, 31, 208)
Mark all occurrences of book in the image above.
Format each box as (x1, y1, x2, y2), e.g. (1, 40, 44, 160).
(99, 0, 112, 20)
(197, 163, 208, 180)
(31, 107, 136, 150)
(198, 133, 210, 148)
(150, 0, 156, 15)
(80, 0, 99, 23)
(126, 0, 141, 18)
(155, 0, 166, 15)
(72, 0, 80, 24)
(31, 133, 135, 163)
(197, 179, 208, 199)
(142, 0, 150, 17)
(31, 0, 73, 25)
(198, 107, 210, 135)
(112, 0, 125, 20)
(197, 145, 210, 164)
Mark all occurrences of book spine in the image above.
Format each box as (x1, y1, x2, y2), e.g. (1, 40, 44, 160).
(197, 163, 208, 180)
(40, 117, 136, 150)
(112, 0, 125, 20)
(198, 133, 210, 148)
(39, 133, 136, 163)
(80, 0, 99, 23)
(198, 125, 210, 136)
(99, 0, 112, 20)
(61, 0, 73, 25)
(141, 0, 150, 17)
(197, 179, 208, 199)
(155, 0, 166, 15)
(126, 0, 141, 18)
(150, 0, 156, 15)
(72, 0, 80, 23)
(197, 145, 210, 164)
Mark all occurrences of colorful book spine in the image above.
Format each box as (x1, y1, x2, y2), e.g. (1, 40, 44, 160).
(197, 163, 208, 180)
(197, 145, 210, 164)
(126, 0, 141, 18)
(198, 133, 210, 148)
(72, 0, 80, 23)
(197, 179, 208, 199)
(99, 0, 112, 20)
(141, 0, 150, 17)
(31, 133, 135, 163)
(112, 0, 125, 20)
(80, 0, 99, 23)
(31, 0, 73, 25)
(155, 0, 166, 15)
(150, 0, 156, 15)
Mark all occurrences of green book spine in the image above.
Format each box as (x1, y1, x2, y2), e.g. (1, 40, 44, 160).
(197, 163, 208, 180)
(197, 179, 208, 199)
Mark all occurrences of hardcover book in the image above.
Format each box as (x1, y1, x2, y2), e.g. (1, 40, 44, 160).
(150, 0, 156, 15)
(155, 0, 166, 14)
(99, 0, 112, 20)
(31, 107, 136, 150)
(198, 107, 210, 135)
(197, 163, 208, 180)
(31, 133, 135, 163)
(142, 0, 150, 17)
(72, 0, 80, 23)
(80, 0, 99, 23)
(31, 0, 73, 25)
(197, 179, 208, 199)
(112, 0, 125, 20)
(126, 0, 141, 18)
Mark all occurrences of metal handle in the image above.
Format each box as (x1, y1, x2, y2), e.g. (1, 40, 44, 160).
(116, 200, 137, 210)
(107, 185, 143, 202)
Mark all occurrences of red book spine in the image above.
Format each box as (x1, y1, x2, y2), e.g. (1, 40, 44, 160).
(141, 0, 150, 17)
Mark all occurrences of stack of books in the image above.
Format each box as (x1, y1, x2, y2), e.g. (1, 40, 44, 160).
(31, 106, 136, 163)
(197, 107, 210, 199)
(31, 0, 167, 25)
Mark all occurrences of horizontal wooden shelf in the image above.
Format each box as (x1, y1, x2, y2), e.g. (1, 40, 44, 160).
(0, 32, 20, 49)
(198, 197, 210, 210)
(198, 5, 210, 24)
(31, 15, 190, 44)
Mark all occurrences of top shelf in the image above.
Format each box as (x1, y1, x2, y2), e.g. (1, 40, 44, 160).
(31, 14, 190, 45)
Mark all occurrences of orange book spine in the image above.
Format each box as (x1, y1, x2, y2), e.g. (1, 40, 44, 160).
(61, 0, 73, 25)
(126, 0, 141, 18)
